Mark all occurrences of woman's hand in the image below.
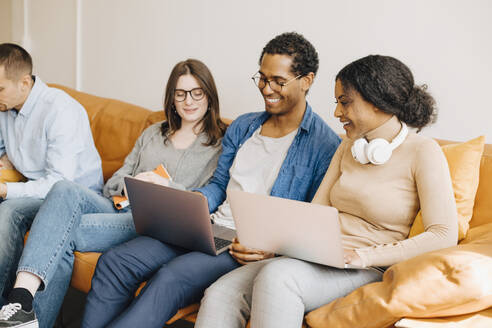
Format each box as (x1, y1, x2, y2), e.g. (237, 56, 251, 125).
(134, 171, 170, 187)
(343, 249, 362, 266)
(229, 238, 275, 265)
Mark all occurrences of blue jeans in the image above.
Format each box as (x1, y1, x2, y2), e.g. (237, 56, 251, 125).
(82, 236, 240, 328)
(0, 197, 43, 300)
(16, 180, 137, 328)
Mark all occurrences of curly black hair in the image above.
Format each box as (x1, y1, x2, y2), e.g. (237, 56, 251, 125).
(259, 32, 319, 77)
(336, 55, 437, 131)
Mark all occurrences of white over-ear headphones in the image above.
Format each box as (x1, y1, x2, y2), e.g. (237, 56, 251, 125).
(351, 122, 408, 165)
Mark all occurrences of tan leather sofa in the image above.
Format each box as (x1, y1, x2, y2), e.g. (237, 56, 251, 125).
(43, 85, 492, 326)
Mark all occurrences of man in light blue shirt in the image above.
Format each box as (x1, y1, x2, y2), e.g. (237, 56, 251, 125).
(0, 43, 103, 313)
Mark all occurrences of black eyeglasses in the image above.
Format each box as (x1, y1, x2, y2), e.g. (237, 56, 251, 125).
(251, 73, 302, 92)
(174, 88, 205, 102)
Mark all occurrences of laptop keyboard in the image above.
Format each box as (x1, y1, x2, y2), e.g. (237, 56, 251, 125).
(214, 237, 232, 250)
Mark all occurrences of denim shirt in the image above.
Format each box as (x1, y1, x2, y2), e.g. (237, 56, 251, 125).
(196, 103, 341, 213)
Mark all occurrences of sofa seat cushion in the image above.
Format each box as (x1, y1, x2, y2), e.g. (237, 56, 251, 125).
(70, 252, 101, 293)
(305, 223, 492, 328)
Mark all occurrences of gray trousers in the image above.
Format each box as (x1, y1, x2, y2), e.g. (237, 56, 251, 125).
(195, 257, 383, 328)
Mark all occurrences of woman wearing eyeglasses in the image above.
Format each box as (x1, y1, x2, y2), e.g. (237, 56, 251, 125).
(79, 32, 342, 328)
(0, 59, 227, 328)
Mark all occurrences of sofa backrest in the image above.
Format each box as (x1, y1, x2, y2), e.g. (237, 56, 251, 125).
(435, 139, 492, 228)
(470, 143, 492, 228)
(49, 84, 165, 181)
(51, 84, 491, 228)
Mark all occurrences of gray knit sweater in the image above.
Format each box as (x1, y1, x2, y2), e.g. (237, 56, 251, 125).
(103, 122, 222, 198)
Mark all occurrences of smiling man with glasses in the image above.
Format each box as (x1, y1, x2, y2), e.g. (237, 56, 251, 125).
(195, 31, 341, 231)
(72, 32, 341, 328)
(193, 32, 341, 327)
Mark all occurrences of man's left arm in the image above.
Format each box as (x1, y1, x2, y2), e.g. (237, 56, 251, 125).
(5, 108, 85, 199)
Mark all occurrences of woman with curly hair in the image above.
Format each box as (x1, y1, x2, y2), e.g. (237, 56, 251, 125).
(194, 55, 458, 328)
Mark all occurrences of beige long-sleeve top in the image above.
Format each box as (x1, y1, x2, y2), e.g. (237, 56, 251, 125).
(312, 116, 458, 267)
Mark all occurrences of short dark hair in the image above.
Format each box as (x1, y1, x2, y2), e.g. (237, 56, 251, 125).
(336, 55, 437, 131)
(161, 59, 227, 146)
(259, 32, 319, 77)
(0, 43, 33, 80)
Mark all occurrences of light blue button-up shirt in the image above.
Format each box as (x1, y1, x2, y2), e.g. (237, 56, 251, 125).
(0, 77, 103, 199)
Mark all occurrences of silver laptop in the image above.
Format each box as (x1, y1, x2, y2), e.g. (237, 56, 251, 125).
(124, 177, 235, 256)
(228, 189, 361, 269)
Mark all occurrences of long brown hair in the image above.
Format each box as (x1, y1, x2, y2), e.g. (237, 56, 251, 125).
(161, 59, 227, 146)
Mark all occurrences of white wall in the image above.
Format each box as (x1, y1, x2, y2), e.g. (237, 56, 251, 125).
(0, 0, 12, 42)
(12, 0, 492, 142)
(28, 0, 77, 87)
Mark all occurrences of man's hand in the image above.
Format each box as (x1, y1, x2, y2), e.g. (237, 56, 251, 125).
(0, 183, 7, 199)
(0, 154, 14, 170)
(134, 171, 170, 187)
(229, 238, 275, 265)
(343, 249, 362, 266)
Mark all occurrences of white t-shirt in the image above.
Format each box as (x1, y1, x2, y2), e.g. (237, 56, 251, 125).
(211, 126, 298, 228)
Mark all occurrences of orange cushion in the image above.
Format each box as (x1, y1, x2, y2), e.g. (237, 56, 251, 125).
(70, 252, 101, 293)
(0, 169, 26, 183)
(470, 143, 492, 228)
(305, 223, 492, 328)
(394, 307, 492, 327)
(409, 136, 485, 240)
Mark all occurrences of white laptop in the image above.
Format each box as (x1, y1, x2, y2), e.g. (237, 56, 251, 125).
(228, 189, 362, 269)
